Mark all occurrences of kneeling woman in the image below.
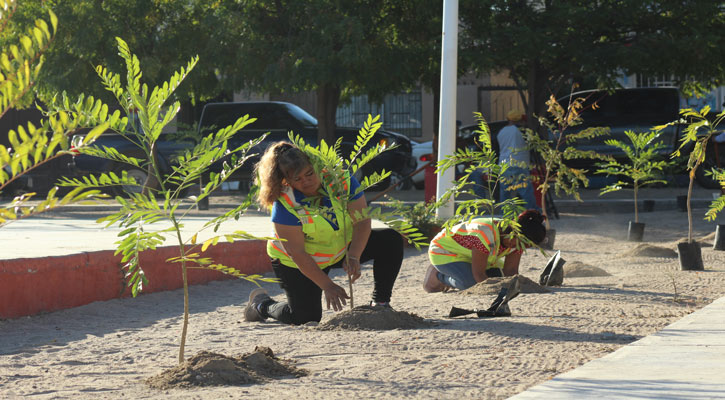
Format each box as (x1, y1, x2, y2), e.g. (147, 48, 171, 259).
(244, 142, 404, 325)
(423, 210, 546, 292)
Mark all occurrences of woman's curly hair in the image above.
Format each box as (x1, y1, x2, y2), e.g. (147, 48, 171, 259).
(254, 141, 311, 210)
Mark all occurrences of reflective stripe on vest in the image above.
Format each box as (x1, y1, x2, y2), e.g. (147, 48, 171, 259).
(267, 174, 353, 269)
(428, 218, 506, 269)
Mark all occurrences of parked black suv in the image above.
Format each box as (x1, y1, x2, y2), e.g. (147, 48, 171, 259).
(198, 101, 417, 189)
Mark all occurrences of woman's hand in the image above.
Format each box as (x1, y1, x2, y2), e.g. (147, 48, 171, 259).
(322, 282, 350, 311)
(343, 255, 362, 283)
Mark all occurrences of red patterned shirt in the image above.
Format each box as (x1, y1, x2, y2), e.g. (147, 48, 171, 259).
(451, 233, 523, 255)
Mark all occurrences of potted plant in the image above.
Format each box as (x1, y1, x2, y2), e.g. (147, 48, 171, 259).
(594, 130, 671, 241)
(524, 91, 611, 248)
(658, 106, 725, 270)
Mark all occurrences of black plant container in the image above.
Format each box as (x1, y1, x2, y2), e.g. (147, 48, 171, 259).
(541, 229, 556, 250)
(714, 225, 725, 251)
(676, 195, 687, 212)
(677, 241, 704, 271)
(627, 221, 645, 242)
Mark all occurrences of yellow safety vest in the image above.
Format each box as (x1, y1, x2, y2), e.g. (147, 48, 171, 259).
(428, 217, 513, 270)
(267, 176, 353, 269)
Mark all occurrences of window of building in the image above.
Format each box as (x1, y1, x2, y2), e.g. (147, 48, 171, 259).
(336, 91, 422, 138)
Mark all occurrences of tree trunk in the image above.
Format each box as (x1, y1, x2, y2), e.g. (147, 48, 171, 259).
(316, 83, 341, 146)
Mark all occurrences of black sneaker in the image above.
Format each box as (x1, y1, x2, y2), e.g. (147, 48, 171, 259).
(244, 288, 271, 322)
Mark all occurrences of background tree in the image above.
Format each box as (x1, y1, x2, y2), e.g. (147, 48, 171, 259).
(0, 2, 118, 225)
(237, 0, 420, 144)
(11, 0, 244, 118)
(460, 0, 725, 132)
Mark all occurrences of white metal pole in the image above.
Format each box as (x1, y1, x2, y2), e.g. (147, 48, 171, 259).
(436, 0, 458, 219)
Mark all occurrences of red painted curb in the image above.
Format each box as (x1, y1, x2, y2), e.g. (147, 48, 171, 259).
(0, 240, 271, 319)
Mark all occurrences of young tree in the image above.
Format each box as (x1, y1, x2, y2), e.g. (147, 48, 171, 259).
(56, 38, 276, 364)
(524, 93, 610, 228)
(661, 107, 725, 241)
(289, 115, 428, 307)
(595, 130, 671, 223)
(434, 112, 533, 248)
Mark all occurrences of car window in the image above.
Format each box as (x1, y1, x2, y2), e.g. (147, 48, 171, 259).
(199, 103, 304, 135)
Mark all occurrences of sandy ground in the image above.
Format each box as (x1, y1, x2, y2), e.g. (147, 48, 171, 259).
(2, 209, 725, 399)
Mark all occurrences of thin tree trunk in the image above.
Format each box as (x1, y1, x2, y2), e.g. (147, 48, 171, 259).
(634, 184, 639, 223)
(315, 83, 341, 145)
(687, 172, 695, 243)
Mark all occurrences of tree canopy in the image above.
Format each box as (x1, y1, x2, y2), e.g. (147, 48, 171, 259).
(460, 0, 725, 127)
(5, 0, 724, 143)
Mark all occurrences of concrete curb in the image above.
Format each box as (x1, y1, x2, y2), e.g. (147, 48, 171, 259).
(0, 240, 270, 319)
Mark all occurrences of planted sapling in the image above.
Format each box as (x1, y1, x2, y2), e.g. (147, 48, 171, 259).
(595, 130, 671, 223)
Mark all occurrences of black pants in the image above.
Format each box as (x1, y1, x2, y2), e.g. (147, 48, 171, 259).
(262, 228, 403, 325)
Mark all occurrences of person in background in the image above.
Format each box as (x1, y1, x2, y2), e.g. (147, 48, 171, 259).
(423, 210, 546, 292)
(244, 141, 404, 325)
(498, 109, 540, 211)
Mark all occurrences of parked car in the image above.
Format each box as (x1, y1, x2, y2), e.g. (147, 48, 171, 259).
(409, 120, 508, 189)
(71, 101, 416, 194)
(197, 101, 416, 190)
(410, 140, 432, 189)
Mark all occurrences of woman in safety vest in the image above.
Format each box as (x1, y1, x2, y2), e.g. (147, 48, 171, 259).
(424, 210, 546, 292)
(243, 142, 404, 325)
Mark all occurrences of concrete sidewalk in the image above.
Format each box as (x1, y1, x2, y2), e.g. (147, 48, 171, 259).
(510, 296, 725, 400)
(11, 184, 721, 215)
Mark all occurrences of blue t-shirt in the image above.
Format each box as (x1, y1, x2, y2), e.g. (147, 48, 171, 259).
(270, 176, 363, 230)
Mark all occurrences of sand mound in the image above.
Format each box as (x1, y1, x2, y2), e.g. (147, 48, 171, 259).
(146, 347, 305, 390)
(622, 243, 678, 258)
(564, 261, 611, 277)
(461, 275, 550, 295)
(701, 231, 717, 242)
(316, 305, 434, 331)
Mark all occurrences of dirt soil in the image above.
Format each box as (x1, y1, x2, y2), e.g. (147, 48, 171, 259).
(316, 305, 435, 331)
(146, 347, 306, 390)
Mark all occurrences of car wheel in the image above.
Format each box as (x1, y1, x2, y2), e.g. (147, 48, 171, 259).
(113, 165, 149, 196)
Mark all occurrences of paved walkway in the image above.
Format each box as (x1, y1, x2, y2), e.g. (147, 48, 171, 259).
(510, 296, 725, 400)
(2, 186, 725, 399)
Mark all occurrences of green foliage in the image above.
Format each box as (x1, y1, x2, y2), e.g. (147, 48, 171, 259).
(54, 37, 275, 364)
(595, 130, 671, 222)
(384, 198, 443, 242)
(290, 114, 429, 249)
(705, 168, 725, 221)
(657, 106, 725, 239)
(289, 114, 430, 307)
(1, 4, 112, 226)
(434, 112, 535, 250)
(460, 1, 725, 128)
(525, 93, 610, 221)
